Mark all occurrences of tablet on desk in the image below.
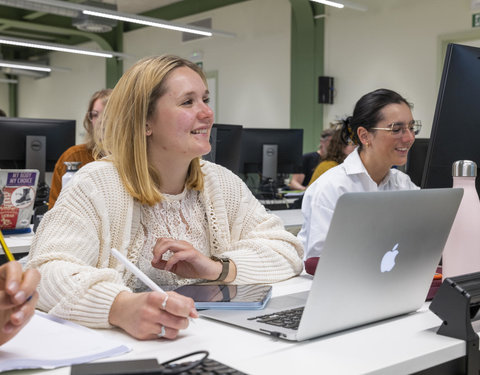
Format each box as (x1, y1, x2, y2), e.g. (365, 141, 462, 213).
(173, 284, 272, 310)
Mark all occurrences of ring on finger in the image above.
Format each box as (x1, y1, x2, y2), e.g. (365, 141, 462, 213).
(161, 294, 168, 310)
(157, 325, 166, 338)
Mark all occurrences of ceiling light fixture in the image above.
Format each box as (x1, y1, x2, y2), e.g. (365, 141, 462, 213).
(0, 59, 70, 73)
(26, 0, 235, 37)
(310, 0, 344, 9)
(0, 78, 18, 84)
(310, 0, 368, 11)
(0, 61, 51, 72)
(83, 10, 212, 36)
(0, 35, 130, 59)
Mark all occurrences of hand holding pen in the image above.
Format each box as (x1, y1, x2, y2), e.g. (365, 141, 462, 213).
(0, 229, 40, 345)
(109, 248, 198, 341)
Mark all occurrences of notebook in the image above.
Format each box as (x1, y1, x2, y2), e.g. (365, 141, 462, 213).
(201, 188, 463, 341)
(0, 169, 39, 230)
(0, 311, 131, 371)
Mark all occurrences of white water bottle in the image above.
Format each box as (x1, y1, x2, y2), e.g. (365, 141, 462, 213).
(62, 161, 81, 189)
(442, 160, 480, 279)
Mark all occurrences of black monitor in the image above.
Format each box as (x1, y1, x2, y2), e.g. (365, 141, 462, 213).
(405, 138, 430, 187)
(422, 43, 480, 194)
(0, 117, 76, 185)
(239, 128, 303, 180)
(203, 123, 243, 174)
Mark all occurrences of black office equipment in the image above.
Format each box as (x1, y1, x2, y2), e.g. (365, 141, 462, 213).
(405, 138, 430, 187)
(70, 351, 247, 375)
(429, 272, 480, 375)
(318, 76, 334, 104)
(239, 128, 303, 198)
(240, 128, 303, 179)
(422, 43, 480, 197)
(203, 123, 243, 174)
(0, 117, 76, 185)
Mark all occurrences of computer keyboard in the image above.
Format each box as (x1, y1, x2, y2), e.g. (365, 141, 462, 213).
(248, 306, 304, 330)
(259, 198, 296, 210)
(160, 357, 247, 374)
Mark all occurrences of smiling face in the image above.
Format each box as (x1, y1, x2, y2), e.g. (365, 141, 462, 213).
(362, 102, 415, 168)
(146, 66, 214, 165)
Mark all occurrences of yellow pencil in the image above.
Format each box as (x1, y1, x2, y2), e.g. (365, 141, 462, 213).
(0, 229, 14, 262)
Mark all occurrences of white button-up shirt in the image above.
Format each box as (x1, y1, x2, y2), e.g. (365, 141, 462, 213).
(298, 148, 419, 259)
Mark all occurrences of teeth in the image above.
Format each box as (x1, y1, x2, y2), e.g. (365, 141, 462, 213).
(191, 129, 208, 134)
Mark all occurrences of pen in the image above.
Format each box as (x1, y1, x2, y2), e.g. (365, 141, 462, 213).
(110, 248, 166, 295)
(0, 229, 15, 262)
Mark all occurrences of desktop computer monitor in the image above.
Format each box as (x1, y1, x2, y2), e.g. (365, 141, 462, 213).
(239, 128, 303, 182)
(0, 117, 76, 185)
(203, 123, 243, 174)
(405, 138, 430, 187)
(422, 43, 480, 195)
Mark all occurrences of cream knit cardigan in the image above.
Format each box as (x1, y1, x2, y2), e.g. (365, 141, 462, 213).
(27, 160, 303, 328)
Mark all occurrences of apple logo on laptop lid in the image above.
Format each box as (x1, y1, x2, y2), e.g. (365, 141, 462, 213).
(381, 243, 399, 272)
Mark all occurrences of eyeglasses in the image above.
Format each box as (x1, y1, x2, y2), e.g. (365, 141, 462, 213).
(87, 110, 99, 121)
(371, 120, 421, 138)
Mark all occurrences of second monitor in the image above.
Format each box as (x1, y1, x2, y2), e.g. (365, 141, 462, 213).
(240, 128, 303, 183)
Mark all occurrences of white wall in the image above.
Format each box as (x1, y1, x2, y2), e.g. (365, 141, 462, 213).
(6, 0, 291, 142)
(17, 48, 106, 143)
(123, 0, 291, 128)
(323, 0, 477, 138)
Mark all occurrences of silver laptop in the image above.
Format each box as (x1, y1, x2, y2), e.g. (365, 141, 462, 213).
(201, 188, 463, 341)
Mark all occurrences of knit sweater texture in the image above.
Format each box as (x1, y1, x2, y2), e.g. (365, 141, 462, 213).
(27, 160, 303, 328)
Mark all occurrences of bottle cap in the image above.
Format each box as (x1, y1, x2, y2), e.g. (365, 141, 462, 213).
(452, 160, 477, 177)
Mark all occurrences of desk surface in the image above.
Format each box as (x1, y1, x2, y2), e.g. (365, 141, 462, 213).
(3, 230, 34, 254)
(6, 275, 468, 375)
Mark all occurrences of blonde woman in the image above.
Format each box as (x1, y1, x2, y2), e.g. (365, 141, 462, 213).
(28, 55, 303, 341)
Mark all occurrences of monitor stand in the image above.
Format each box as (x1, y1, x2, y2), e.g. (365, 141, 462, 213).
(25, 135, 46, 185)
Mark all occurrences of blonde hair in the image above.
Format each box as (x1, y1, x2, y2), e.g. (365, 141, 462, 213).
(83, 89, 112, 149)
(101, 55, 206, 206)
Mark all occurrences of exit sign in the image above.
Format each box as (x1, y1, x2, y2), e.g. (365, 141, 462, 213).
(473, 13, 480, 27)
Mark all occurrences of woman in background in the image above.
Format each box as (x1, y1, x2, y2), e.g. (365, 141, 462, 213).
(288, 128, 334, 190)
(48, 89, 112, 208)
(308, 127, 356, 186)
(298, 88, 420, 274)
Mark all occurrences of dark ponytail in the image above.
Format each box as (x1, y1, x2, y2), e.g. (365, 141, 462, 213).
(345, 89, 411, 151)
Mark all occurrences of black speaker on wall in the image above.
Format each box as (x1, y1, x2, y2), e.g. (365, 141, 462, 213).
(318, 76, 334, 104)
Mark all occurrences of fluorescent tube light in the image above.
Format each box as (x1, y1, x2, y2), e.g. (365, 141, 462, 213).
(310, 0, 368, 11)
(0, 35, 129, 59)
(0, 78, 18, 84)
(0, 61, 51, 72)
(310, 0, 344, 9)
(24, 0, 234, 37)
(83, 10, 213, 36)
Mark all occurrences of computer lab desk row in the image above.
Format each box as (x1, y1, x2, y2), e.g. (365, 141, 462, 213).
(5, 274, 473, 375)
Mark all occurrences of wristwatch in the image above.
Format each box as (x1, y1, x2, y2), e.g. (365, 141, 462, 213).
(211, 256, 230, 282)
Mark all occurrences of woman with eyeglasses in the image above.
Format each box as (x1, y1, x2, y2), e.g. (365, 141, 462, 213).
(48, 89, 112, 209)
(298, 88, 420, 275)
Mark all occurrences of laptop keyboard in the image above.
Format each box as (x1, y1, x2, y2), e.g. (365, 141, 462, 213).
(248, 306, 304, 330)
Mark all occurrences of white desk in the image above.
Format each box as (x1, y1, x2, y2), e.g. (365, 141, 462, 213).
(6, 275, 471, 375)
(271, 209, 303, 235)
(3, 230, 35, 255)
